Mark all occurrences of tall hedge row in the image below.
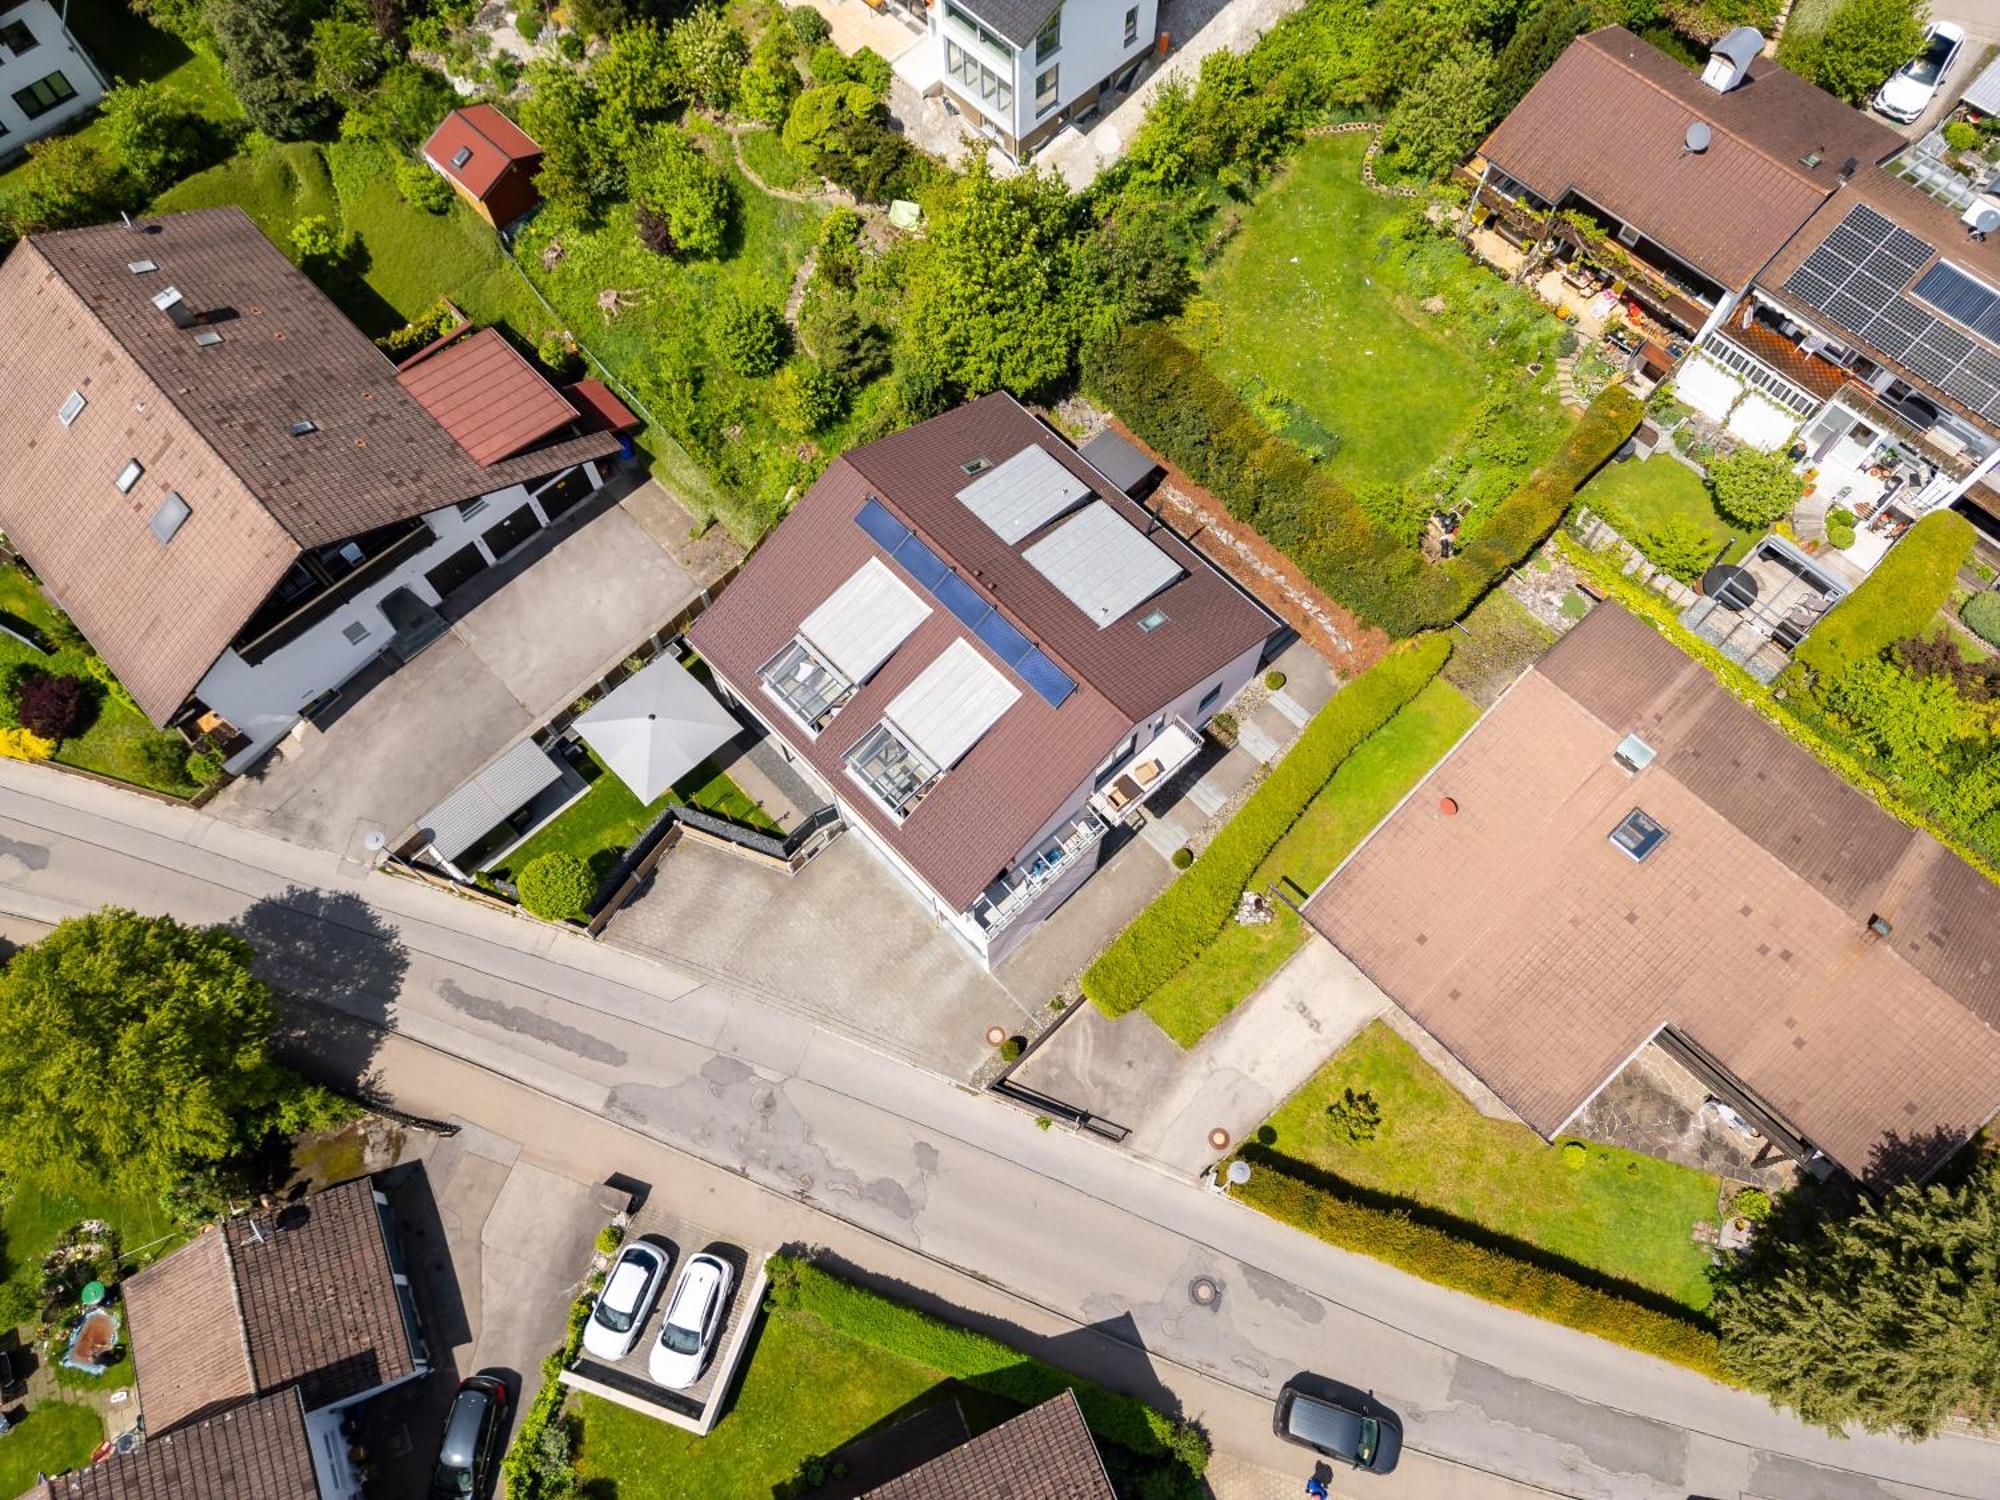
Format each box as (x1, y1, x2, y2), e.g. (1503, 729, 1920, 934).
(1082, 635, 1451, 1017)
(1082, 323, 1641, 635)
(1234, 1161, 1728, 1380)
(1782, 509, 1975, 698)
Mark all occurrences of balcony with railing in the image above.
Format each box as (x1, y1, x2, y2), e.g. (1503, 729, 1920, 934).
(1088, 721, 1204, 825)
(971, 808, 1108, 935)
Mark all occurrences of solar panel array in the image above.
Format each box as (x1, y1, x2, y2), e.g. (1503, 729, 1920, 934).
(1780, 203, 2000, 421)
(855, 499, 1078, 708)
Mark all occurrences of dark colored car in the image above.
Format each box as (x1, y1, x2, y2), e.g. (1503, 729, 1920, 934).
(1274, 1386, 1403, 1474)
(430, 1375, 509, 1499)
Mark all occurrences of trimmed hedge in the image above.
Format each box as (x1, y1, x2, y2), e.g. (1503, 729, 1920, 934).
(1083, 322, 1640, 636)
(1965, 590, 2000, 648)
(1082, 635, 1450, 1017)
(1234, 1160, 1727, 1380)
(768, 1256, 1210, 1475)
(1783, 509, 1975, 698)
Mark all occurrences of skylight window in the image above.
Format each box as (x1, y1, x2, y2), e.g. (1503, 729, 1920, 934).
(148, 491, 189, 544)
(127, 259, 157, 274)
(1139, 607, 1168, 633)
(1613, 733, 1656, 773)
(961, 457, 989, 475)
(451, 145, 472, 168)
(1609, 808, 1669, 863)
(194, 330, 223, 348)
(57, 390, 85, 426)
(288, 419, 317, 437)
(114, 459, 143, 493)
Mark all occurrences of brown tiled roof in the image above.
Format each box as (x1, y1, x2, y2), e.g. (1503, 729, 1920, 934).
(124, 1179, 418, 1435)
(422, 105, 541, 199)
(0, 209, 619, 722)
(1481, 28, 1900, 289)
(689, 394, 1275, 909)
(397, 327, 581, 466)
(1304, 603, 2000, 1184)
(31, 1390, 320, 1500)
(564, 378, 641, 434)
(865, 1390, 1116, 1500)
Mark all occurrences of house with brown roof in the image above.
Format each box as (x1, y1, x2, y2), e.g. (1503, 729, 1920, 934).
(863, 1389, 1117, 1498)
(118, 1179, 427, 1500)
(421, 104, 543, 230)
(689, 393, 1278, 967)
(1304, 602, 2000, 1187)
(22, 1390, 323, 1500)
(0, 207, 637, 772)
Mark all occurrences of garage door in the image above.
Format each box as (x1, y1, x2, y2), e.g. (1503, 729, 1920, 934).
(483, 504, 543, 561)
(426, 542, 490, 599)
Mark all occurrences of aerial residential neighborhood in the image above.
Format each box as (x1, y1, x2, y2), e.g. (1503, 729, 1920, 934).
(0, 0, 1997, 1498)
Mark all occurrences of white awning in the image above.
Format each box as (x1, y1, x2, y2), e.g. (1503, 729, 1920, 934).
(885, 638, 1020, 770)
(800, 556, 931, 683)
(575, 655, 741, 803)
(1023, 500, 1183, 628)
(1725, 390, 1798, 451)
(421, 738, 565, 861)
(957, 444, 1091, 543)
(1676, 356, 1745, 422)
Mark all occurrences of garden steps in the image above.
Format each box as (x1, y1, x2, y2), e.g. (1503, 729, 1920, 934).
(1793, 494, 1831, 544)
(1555, 353, 1583, 410)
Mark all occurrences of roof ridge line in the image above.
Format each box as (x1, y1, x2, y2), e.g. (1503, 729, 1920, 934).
(217, 1221, 262, 1398)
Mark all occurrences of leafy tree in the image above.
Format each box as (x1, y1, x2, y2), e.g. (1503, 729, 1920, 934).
(630, 126, 732, 258)
(1707, 447, 1802, 528)
(517, 852, 596, 921)
(772, 360, 849, 434)
(14, 674, 87, 741)
(1715, 1153, 2000, 1436)
(291, 214, 338, 261)
(801, 293, 888, 383)
(738, 24, 802, 124)
(0, 910, 335, 1191)
(900, 162, 1085, 399)
(395, 155, 454, 213)
(311, 16, 387, 98)
(1380, 40, 1498, 180)
(1077, 198, 1196, 334)
(100, 80, 213, 195)
(670, 6, 749, 112)
(131, 0, 212, 47)
(211, 0, 325, 140)
(1367, 0, 1527, 101)
(1641, 515, 1717, 581)
(1783, 0, 1927, 104)
(593, 22, 684, 161)
(338, 60, 456, 152)
(709, 290, 787, 375)
(781, 81, 922, 201)
(1, 136, 129, 237)
(567, 0, 646, 39)
(810, 42, 891, 97)
(786, 3, 831, 47)
(812, 205, 865, 290)
(520, 61, 618, 215)
(1661, 0, 1777, 42)
(1492, 0, 1592, 115)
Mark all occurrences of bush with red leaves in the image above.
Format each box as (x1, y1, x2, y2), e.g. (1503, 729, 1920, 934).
(15, 672, 87, 741)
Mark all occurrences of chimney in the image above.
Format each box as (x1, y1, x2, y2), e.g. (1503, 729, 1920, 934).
(151, 285, 196, 329)
(1865, 913, 1893, 942)
(1701, 27, 1763, 93)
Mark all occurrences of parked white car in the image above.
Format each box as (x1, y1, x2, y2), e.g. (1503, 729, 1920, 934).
(583, 1241, 668, 1361)
(1875, 22, 1965, 124)
(647, 1252, 734, 1389)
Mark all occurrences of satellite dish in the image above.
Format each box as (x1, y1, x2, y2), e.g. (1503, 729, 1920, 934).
(1962, 198, 2000, 237)
(1685, 121, 1713, 154)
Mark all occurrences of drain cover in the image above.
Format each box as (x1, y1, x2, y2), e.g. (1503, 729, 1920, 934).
(1188, 1275, 1222, 1309)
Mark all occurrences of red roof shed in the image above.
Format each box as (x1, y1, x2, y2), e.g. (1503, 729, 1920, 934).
(423, 105, 543, 229)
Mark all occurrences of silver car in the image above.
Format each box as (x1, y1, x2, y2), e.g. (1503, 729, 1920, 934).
(647, 1252, 733, 1389)
(583, 1241, 668, 1361)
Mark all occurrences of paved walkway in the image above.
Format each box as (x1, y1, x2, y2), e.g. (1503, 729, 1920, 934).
(0, 761, 1995, 1500)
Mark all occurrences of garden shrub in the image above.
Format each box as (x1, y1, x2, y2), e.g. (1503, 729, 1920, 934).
(1641, 515, 1718, 582)
(1784, 511, 1975, 700)
(1730, 1187, 1772, 1222)
(1233, 1160, 1726, 1379)
(14, 673, 87, 741)
(1963, 591, 2000, 648)
(0, 662, 47, 727)
(767, 1255, 1210, 1475)
(1561, 1141, 1587, 1169)
(1083, 637, 1450, 1017)
(1708, 448, 1802, 529)
(786, 3, 831, 48)
(1171, 846, 1195, 870)
(998, 1036, 1023, 1062)
(0, 727, 55, 762)
(133, 731, 192, 784)
(1825, 506, 1857, 550)
(394, 155, 453, 214)
(709, 290, 787, 376)
(1945, 120, 1979, 152)
(517, 851, 595, 921)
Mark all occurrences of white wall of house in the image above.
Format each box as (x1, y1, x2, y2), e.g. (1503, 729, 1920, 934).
(0, 1, 104, 160)
(198, 463, 602, 771)
(932, 0, 1157, 154)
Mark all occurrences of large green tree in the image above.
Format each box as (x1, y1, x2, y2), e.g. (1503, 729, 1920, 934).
(631, 126, 732, 258)
(1716, 1153, 2000, 1436)
(1707, 447, 1803, 528)
(210, 0, 324, 139)
(0, 910, 332, 1192)
(1380, 39, 1498, 179)
(519, 61, 619, 215)
(1783, 0, 1929, 104)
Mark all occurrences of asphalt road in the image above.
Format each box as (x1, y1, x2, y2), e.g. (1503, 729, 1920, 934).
(0, 761, 1994, 1500)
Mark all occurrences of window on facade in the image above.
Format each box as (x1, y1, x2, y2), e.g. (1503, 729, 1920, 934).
(1124, 6, 1138, 45)
(846, 721, 940, 817)
(1197, 680, 1223, 714)
(943, 1, 1006, 52)
(0, 19, 35, 56)
(1035, 64, 1059, 115)
(947, 41, 1013, 112)
(1035, 7, 1060, 62)
(13, 71, 75, 120)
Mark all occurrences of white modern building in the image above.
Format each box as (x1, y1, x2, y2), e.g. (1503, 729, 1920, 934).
(0, 0, 104, 160)
(929, 0, 1157, 160)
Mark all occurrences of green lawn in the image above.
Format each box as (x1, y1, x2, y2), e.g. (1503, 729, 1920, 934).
(484, 747, 779, 886)
(0, 1399, 103, 1497)
(155, 142, 340, 255)
(0, 570, 198, 797)
(1195, 133, 1567, 491)
(1261, 1023, 1721, 1311)
(735, 126, 814, 195)
(574, 1308, 958, 1497)
(2, 1163, 187, 1341)
(1577, 455, 1754, 568)
(1142, 679, 1480, 1047)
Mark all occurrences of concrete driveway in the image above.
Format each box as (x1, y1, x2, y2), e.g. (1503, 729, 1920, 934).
(213, 475, 722, 857)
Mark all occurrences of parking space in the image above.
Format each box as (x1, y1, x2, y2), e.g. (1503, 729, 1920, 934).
(559, 1203, 767, 1436)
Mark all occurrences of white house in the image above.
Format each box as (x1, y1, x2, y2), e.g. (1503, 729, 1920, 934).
(929, 0, 1157, 161)
(0, 0, 104, 160)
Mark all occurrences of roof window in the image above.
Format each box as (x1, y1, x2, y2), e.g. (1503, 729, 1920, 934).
(1138, 607, 1168, 633)
(451, 145, 472, 168)
(194, 330, 223, 348)
(127, 259, 157, 274)
(961, 457, 989, 476)
(114, 459, 143, 493)
(57, 390, 85, 426)
(288, 419, 318, 437)
(148, 491, 189, 544)
(1609, 808, 1669, 863)
(1613, 733, 1656, 773)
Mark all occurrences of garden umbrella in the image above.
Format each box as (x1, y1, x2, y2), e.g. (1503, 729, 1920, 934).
(575, 655, 741, 803)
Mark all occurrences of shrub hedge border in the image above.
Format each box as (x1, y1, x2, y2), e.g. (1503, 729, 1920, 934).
(1782, 509, 1975, 698)
(1232, 1157, 1728, 1380)
(1082, 635, 1451, 1017)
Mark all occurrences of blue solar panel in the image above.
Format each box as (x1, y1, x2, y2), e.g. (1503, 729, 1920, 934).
(1016, 650, 1076, 708)
(892, 533, 951, 590)
(855, 499, 911, 552)
(934, 572, 989, 628)
(974, 610, 1033, 666)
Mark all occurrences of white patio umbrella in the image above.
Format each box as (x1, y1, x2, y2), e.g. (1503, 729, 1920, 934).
(574, 655, 741, 803)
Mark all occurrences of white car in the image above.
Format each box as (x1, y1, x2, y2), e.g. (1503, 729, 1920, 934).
(1874, 21, 1965, 124)
(647, 1252, 734, 1389)
(583, 1241, 668, 1361)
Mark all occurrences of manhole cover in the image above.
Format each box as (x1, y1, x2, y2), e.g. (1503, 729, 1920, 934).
(1188, 1276, 1222, 1309)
